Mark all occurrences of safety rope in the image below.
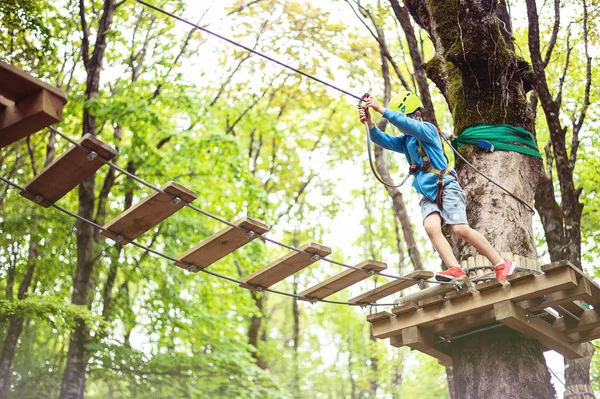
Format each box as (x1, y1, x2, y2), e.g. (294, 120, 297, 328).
(44, 127, 455, 287)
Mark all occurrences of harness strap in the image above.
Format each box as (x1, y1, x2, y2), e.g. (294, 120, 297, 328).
(410, 138, 460, 211)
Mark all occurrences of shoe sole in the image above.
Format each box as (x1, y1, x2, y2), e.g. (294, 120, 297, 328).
(435, 274, 452, 282)
(435, 273, 465, 282)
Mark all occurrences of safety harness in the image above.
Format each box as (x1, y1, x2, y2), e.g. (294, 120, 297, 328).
(408, 129, 459, 211)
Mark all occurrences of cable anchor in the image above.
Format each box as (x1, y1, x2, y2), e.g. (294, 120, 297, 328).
(245, 230, 256, 239)
(186, 265, 198, 273)
(87, 151, 98, 161)
(311, 254, 320, 262)
(171, 197, 181, 206)
(114, 235, 124, 244)
(34, 195, 44, 204)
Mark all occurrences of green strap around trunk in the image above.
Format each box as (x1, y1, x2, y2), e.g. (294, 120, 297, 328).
(451, 124, 542, 159)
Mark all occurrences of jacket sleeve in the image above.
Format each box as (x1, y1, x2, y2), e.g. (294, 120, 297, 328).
(369, 125, 406, 153)
(383, 108, 438, 145)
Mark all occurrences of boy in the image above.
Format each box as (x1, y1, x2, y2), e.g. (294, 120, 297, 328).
(358, 91, 516, 282)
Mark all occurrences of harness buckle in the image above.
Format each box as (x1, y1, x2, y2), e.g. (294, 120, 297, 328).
(409, 164, 418, 174)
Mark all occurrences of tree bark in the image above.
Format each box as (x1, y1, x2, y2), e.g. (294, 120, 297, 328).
(60, 1, 118, 398)
(398, 1, 552, 397)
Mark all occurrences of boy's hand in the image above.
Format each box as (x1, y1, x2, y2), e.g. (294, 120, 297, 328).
(358, 105, 374, 128)
(364, 96, 385, 115)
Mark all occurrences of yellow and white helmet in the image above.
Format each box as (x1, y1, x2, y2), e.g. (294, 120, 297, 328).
(388, 91, 423, 115)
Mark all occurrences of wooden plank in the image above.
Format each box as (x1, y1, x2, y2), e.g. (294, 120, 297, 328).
(299, 260, 386, 300)
(432, 310, 496, 337)
(494, 300, 583, 360)
(401, 326, 452, 366)
(553, 302, 587, 318)
(419, 295, 445, 308)
(0, 60, 68, 102)
(367, 311, 393, 323)
(371, 266, 578, 339)
(174, 217, 268, 270)
(0, 90, 66, 148)
(553, 309, 600, 334)
(349, 271, 434, 305)
(389, 334, 403, 348)
(445, 287, 476, 301)
(20, 134, 117, 207)
(542, 261, 600, 307)
(100, 182, 197, 245)
(396, 275, 470, 307)
(391, 303, 419, 316)
(507, 270, 535, 284)
(241, 242, 331, 289)
(476, 279, 503, 292)
(518, 279, 594, 312)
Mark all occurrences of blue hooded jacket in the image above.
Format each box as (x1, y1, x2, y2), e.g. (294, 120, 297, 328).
(369, 108, 457, 202)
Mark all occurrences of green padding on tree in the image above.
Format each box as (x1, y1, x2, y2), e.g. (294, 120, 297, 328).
(451, 124, 542, 159)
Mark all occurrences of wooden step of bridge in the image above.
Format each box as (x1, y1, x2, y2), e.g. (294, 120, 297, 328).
(299, 260, 387, 301)
(0, 60, 68, 148)
(174, 217, 269, 271)
(366, 260, 600, 365)
(20, 134, 117, 207)
(101, 181, 197, 245)
(349, 270, 434, 305)
(241, 242, 331, 290)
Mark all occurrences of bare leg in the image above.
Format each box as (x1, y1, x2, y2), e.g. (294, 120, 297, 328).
(424, 213, 460, 268)
(452, 224, 502, 265)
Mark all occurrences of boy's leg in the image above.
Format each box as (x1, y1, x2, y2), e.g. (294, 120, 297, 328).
(424, 213, 460, 268)
(451, 224, 502, 265)
(451, 224, 517, 281)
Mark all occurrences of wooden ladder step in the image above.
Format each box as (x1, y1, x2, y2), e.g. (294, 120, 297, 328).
(349, 270, 434, 305)
(367, 311, 393, 323)
(241, 242, 331, 289)
(298, 260, 386, 300)
(0, 60, 68, 148)
(174, 217, 269, 271)
(20, 134, 117, 207)
(101, 181, 197, 245)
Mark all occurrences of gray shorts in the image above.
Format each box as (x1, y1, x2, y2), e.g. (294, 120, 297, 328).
(420, 180, 468, 225)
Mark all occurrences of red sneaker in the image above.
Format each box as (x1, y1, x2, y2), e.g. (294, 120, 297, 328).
(495, 259, 517, 283)
(435, 266, 466, 282)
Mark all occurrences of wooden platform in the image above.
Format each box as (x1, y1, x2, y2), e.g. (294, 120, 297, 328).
(349, 270, 434, 305)
(20, 134, 117, 207)
(0, 61, 68, 148)
(101, 181, 198, 245)
(367, 261, 600, 364)
(174, 217, 269, 271)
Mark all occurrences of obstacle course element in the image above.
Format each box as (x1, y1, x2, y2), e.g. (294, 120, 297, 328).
(101, 182, 198, 244)
(175, 217, 269, 270)
(241, 243, 332, 290)
(20, 134, 117, 207)
(367, 260, 600, 365)
(299, 260, 387, 300)
(350, 270, 434, 304)
(0, 61, 68, 149)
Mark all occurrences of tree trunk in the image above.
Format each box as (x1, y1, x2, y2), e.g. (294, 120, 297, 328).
(0, 242, 37, 397)
(60, 1, 117, 398)
(526, 0, 593, 395)
(399, 1, 552, 397)
(0, 139, 55, 397)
